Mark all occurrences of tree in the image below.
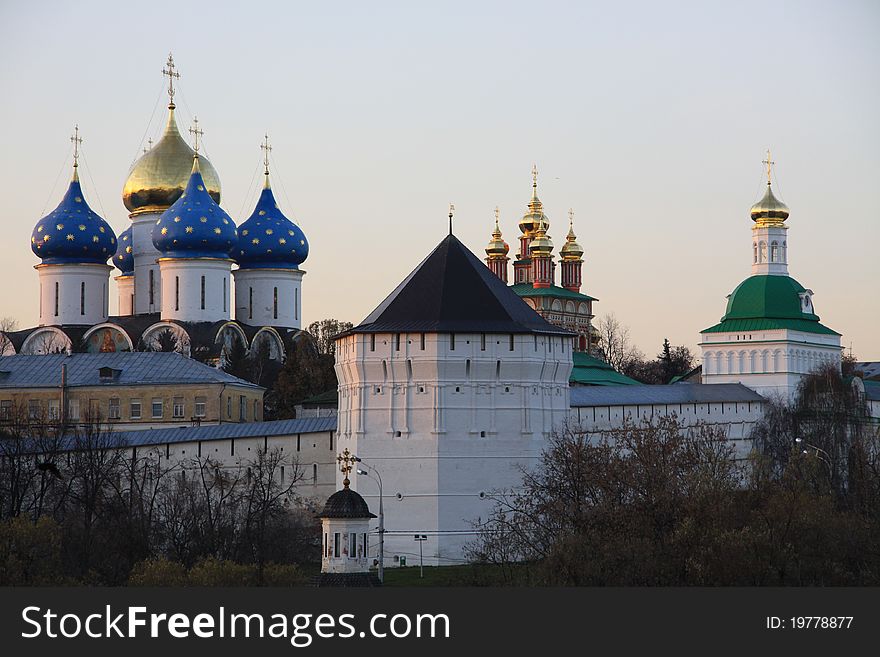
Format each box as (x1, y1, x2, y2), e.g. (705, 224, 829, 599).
(272, 334, 337, 418)
(0, 317, 18, 358)
(222, 336, 252, 382)
(307, 318, 353, 356)
(594, 314, 642, 372)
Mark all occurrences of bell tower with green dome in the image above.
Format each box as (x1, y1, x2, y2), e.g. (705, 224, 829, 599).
(699, 154, 842, 399)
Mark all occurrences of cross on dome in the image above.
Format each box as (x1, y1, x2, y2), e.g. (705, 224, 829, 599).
(762, 148, 775, 185)
(337, 448, 357, 487)
(162, 53, 180, 108)
(189, 116, 203, 153)
(261, 133, 272, 175)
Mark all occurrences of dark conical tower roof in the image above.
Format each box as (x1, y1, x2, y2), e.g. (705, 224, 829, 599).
(320, 487, 376, 519)
(351, 234, 572, 335)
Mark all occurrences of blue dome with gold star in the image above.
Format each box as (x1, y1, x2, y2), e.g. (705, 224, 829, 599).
(236, 183, 308, 269)
(114, 226, 134, 275)
(152, 158, 237, 259)
(31, 171, 117, 265)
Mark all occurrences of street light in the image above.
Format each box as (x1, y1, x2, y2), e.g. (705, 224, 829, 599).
(356, 461, 384, 584)
(414, 534, 427, 578)
(795, 438, 833, 477)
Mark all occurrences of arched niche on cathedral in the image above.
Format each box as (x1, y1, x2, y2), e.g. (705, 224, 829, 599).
(250, 327, 285, 362)
(82, 324, 134, 353)
(214, 322, 249, 367)
(139, 322, 191, 357)
(20, 327, 72, 355)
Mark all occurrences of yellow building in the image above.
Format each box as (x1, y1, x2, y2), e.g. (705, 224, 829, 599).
(0, 352, 263, 430)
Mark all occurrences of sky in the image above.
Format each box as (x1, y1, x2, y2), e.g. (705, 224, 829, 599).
(0, 0, 878, 359)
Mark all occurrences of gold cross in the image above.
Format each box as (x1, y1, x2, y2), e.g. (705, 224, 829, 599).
(70, 124, 82, 168)
(494, 205, 500, 223)
(531, 163, 538, 188)
(162, 53, 181, 107)
(762, 148, 775, 185)
(337, 447, 357, 486)
(568, 207, 574, 226)
(448, 203, 455, 235)
(261, 133, 272, 174)
(189, 116, 204, 153)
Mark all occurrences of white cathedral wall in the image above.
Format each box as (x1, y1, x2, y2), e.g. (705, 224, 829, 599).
(334, 331, 573, 566)
(131, 212, 163, 314)
(36, 263, 110, 326)
(158, 258, 231, 322)
(700, 328, 842, 399)
(233, 268, 304, 329)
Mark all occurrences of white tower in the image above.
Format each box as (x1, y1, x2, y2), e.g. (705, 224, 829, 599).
(233, 136, 308, 328)
(700, 153, 842, 399)
(334, 232, 573, 566)
(316, 449, 379, 586)
(31, 127, 116, 327)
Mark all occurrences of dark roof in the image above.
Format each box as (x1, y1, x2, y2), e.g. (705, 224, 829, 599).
(113, 416, 337, 447)
(347, 234, 572, 336)
(319, 486, 376, 519)
(0, 352, 262, 390)
(570, 383, 765, 407)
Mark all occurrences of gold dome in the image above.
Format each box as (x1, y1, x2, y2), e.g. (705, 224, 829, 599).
(750, 182, 789, 226)
(122, 105, 221, 215)
(560, 212, 584, 260)
(486, 209, 510, 258)
(519, 167, 550, 235)
(528, 218, 553, 256)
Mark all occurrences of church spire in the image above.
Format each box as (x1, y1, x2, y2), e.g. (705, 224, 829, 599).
(749, 150, 789, 276)
(485, 206, 510, 283)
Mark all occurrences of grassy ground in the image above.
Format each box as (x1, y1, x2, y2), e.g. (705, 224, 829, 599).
(380, 564, 525, 586)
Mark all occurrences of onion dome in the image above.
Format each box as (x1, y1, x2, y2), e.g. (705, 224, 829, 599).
(122, 104, 221, 215)
(152, 157, 237, 259)
(236, 143, 308, 269)
(31, 162, 116, 265)
(519, 166, 550, 235)
(559, 211, 584, 261)
(528, 217, 554, 256)
(114, 226, 134, 275)
(485, 209, 509, 259)
(319, 487, 376, 519)
(750, 182, 789, 226)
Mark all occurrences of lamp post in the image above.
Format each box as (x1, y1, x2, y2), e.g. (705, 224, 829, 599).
(414, 534, 427, 578)
(356, 461, 384, 583)
(795, 438, 833, 478)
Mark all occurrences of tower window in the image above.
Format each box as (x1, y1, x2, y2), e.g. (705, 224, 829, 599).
(480, 334, 486, 351)
(249, 287, 253, 319)
(223, 277, 226, 312)
(450, 333, 455, 351)
(420, 333, 425, 350)
(509, 334, 514, 351)
(80, 281, 85, 315)
(175, 276, 180, 311)
(200, 276, 206, 310)
(771, 241, 779, 262)
(295, 288, 298, 320)
(149, 269, 155, 305)
(370, 334, 375, 352)
(273, 287, 278, 320)
(395, 333, 401, 351)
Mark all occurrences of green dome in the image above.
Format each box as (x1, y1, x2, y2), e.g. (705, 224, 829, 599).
(722, 275, 817, 321)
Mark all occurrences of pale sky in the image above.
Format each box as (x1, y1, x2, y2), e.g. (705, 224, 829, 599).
(1, 0, 878, 359)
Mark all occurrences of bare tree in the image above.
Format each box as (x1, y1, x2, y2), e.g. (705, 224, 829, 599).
(594, 313, 643, 372)
(0, 317, 17, 357)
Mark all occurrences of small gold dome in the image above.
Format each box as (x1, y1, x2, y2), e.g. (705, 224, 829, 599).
(122, 105, 221, 215)
(528, 218, 553, 256)
(560, 215, 584, 260)
(485, 213, 509, 258)
(750, 182, 789, 226)
(519, 177, 550, 235)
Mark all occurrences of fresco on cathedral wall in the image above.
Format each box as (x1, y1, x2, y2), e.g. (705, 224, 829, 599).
(84, 327, 130, 353)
